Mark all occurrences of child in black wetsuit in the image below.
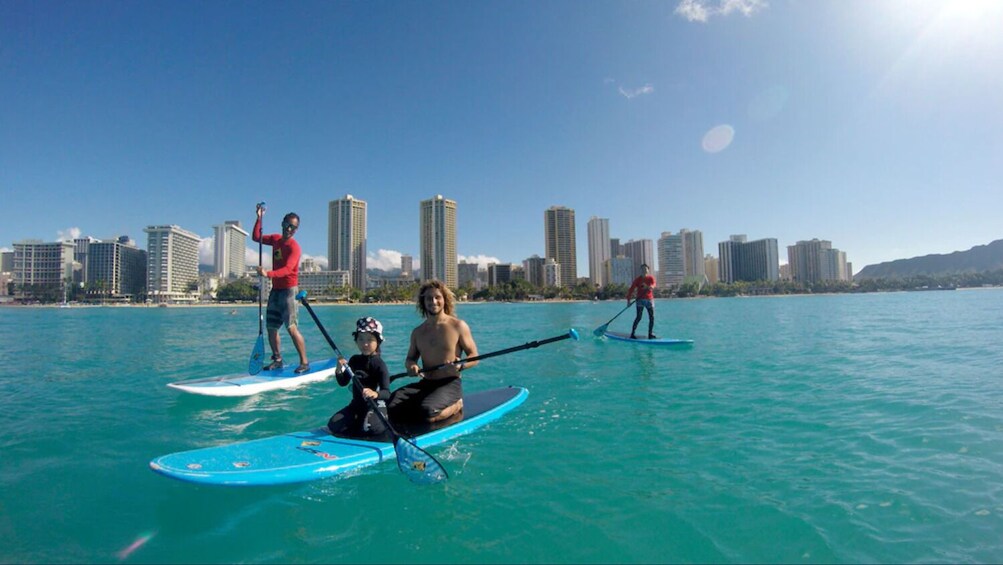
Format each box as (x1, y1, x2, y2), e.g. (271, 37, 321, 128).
(327, 317, 390, 437)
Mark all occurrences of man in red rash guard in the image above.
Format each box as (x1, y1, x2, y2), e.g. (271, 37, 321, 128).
(253, 206, 309, 373)
(626, 264, 657, 340)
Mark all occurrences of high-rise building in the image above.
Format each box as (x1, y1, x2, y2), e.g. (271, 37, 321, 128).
(605, 256, 634, 286)
(487, 263, 513, 286)
(12, 240, 75, 298)
(657, 232, 685, 288)
(587, 217, 611, 287)
(544, 258, 562, 288)
(704, 254, 719, 284)
(718, 235, 779, 283)
(144, 225, 201, 304)
(328, 195, 368, 289)
(72, 236, 99, 284)
(458, 261, 480, 288)
(610, 238, 621, 259)
(788, 239, 848, 284)
(213, 220, 248, 280)
(658, 229, 706, 288)
(544, 206, 577, 289)
(622, 239, 654, 278)
(420, 195, 457, 287)
(523, 255, 546, 288)
(401, 255, 413, 279)
(87, 238, 147, 299)
(0, 251, 13, 273)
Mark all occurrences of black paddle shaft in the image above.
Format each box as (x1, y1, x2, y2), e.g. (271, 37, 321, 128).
(389, 330, 576, 381)
(297, 293, 347, 359)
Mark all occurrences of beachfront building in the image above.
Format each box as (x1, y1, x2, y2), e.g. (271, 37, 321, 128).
(328, 195, 368, 290)
(704, 254, 719, 284)
(544, 206, 577, 289)
(788, 239, 849, 284)
(544, 258, 562, 288)
(657, 232, 685, 288)
(719, 235, 780, 283)
(523, 255, 545, 288)
(587, 216, 611, 287)
(487, 263, 513, 287)
(420, 195, 457, 288)
(144, 225, 201, 304)
(213, 220, 248, 280)
(11, 239, 75, 300)
(87, 236, 147, 301)
(298, 270, 351, 300)
(605, 256, 635, 287)
(457, 261, 480, 289)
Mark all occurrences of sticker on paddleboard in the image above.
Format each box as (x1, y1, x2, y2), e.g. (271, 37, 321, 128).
(233, 461, 250, 468)
(301, 441, 320, 447)
(186, 463, 202, 470)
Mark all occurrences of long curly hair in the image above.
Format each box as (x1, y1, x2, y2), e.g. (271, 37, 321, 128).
(416, 280, 455, 318)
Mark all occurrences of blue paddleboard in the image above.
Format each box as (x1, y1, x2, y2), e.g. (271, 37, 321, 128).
(166, 357, 341, 397)
(603, 331, 694, 346)
(150, 386, 528, 486)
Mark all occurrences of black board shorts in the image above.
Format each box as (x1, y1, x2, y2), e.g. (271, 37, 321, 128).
(388, 377, 462, 422)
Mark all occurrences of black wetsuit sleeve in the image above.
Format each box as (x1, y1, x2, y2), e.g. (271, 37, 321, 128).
(370, 356, 391, 402)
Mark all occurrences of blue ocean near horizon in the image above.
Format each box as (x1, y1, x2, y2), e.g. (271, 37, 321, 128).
(2, 290, 1003, 563)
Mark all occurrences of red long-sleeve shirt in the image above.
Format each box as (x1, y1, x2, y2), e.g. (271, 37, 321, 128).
(627, 274, 656, 301)
(252, 217, 301, 290)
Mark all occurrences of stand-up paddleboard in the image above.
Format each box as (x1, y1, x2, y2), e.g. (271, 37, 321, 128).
(150, 386, 528, 486)
(167, 357, 341, 397)
(603, 331, 694, 346)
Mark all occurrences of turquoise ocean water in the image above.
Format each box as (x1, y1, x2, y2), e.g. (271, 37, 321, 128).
(2, 290, 1003, 563)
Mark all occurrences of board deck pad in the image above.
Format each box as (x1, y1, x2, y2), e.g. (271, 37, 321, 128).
(167, 357, 341, 396)
(603, 331, 694, 346)
(150, 387, 528, 486)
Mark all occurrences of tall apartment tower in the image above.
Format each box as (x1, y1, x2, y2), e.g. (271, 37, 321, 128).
(213, 220, 248, 280)
(788, 239, 847, 284)
(544, 206, 577, 289)
(400, 254, 413, 279)
(657, 232, 685, 288)
(144, 225, 201, 303)
(328, 195, 368, 289)
(420, 195, 457, 287)
(622, 239, 654, 278)
(587, 216, 611, 287)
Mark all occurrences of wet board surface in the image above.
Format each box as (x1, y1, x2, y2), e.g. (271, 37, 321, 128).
(150, 387, 529, 486)
(166, 358, 341, 397)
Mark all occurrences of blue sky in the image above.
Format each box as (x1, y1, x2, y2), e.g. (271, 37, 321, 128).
(3, 0, 1001, 275)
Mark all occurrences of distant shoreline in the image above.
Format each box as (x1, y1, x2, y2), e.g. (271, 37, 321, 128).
(2, 287, 999, 310)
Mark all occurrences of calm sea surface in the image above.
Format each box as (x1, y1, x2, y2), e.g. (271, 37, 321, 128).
(2, 290, 1003, 563)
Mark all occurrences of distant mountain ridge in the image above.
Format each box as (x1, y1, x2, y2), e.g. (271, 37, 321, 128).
(855, 239, 1003, 279)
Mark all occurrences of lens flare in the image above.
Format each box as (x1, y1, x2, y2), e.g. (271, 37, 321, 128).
(701, 124, 735, 153)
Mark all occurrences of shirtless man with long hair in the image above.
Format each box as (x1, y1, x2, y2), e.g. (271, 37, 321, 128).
(387, 280, 478, 423)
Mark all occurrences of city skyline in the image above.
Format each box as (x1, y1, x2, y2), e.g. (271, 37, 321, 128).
(4, 1, 1002, 276)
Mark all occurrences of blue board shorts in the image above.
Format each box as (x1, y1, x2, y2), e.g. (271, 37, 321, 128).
(266, 287, 299, 331)
(635, 298, 654, 311)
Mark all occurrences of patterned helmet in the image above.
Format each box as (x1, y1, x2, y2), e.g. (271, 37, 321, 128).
(353, 317, 383, 342)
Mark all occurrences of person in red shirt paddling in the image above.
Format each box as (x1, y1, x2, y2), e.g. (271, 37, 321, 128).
(253, 205, 309, 374)
(626, 264, 657, 340)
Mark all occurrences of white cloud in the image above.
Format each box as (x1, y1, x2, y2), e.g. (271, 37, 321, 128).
(458, 254, 502, 270)
(618, 84, 655, 99)
(56, 227, 82, 242)
(674, 0, 767, 23)
(367, 249, 408, 271)
(199, 237, 214, 266)
(303, 253, 328, 270)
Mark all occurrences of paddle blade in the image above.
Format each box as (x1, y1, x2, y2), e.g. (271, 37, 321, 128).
(248, 335, 265, 375)
(394, 437, 448, 485)
(592, 324, 608, 337)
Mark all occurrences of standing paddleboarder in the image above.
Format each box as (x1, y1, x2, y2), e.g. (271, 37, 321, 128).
(253, 205, 309, 374)
(626, 263, 657, 340)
